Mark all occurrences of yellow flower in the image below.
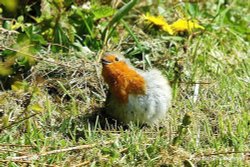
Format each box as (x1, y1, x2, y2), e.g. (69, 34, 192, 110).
(143, 13, 174, 35)
(162, 24, 173, 35)
(171, 18, 205, 33)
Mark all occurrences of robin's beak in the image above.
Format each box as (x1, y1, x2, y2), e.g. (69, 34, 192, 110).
(101, 58, 111, 65)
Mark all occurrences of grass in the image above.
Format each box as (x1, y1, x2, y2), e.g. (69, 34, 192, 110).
(0, 1, 250, 166)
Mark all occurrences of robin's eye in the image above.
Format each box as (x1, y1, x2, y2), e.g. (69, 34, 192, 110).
(115, 57, 119, 61)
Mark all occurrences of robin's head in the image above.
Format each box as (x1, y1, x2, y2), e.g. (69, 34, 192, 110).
(101, 52, 146, 103)
(101, 52, 126, 66)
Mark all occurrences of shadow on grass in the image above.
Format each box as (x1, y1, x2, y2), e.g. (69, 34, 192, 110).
(56, 107, 135, 141)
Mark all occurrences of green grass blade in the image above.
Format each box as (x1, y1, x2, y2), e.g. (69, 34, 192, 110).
(121, 19, 142, 51)
(107, 0, 138, 29)
(102, 0, 138, 44)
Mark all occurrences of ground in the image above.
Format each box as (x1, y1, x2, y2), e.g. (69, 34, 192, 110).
(0, 1, 249, 166)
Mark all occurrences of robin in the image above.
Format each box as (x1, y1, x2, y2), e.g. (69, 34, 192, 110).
(101, 52, 172, 125)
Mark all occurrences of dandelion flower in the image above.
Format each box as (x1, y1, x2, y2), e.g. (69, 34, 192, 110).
(171, 18, 204, 33)
(143, 13, 174, 35)
(162, 24, 174, 35)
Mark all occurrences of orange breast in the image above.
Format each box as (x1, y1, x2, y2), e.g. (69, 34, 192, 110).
(102, 62, 146, 103)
